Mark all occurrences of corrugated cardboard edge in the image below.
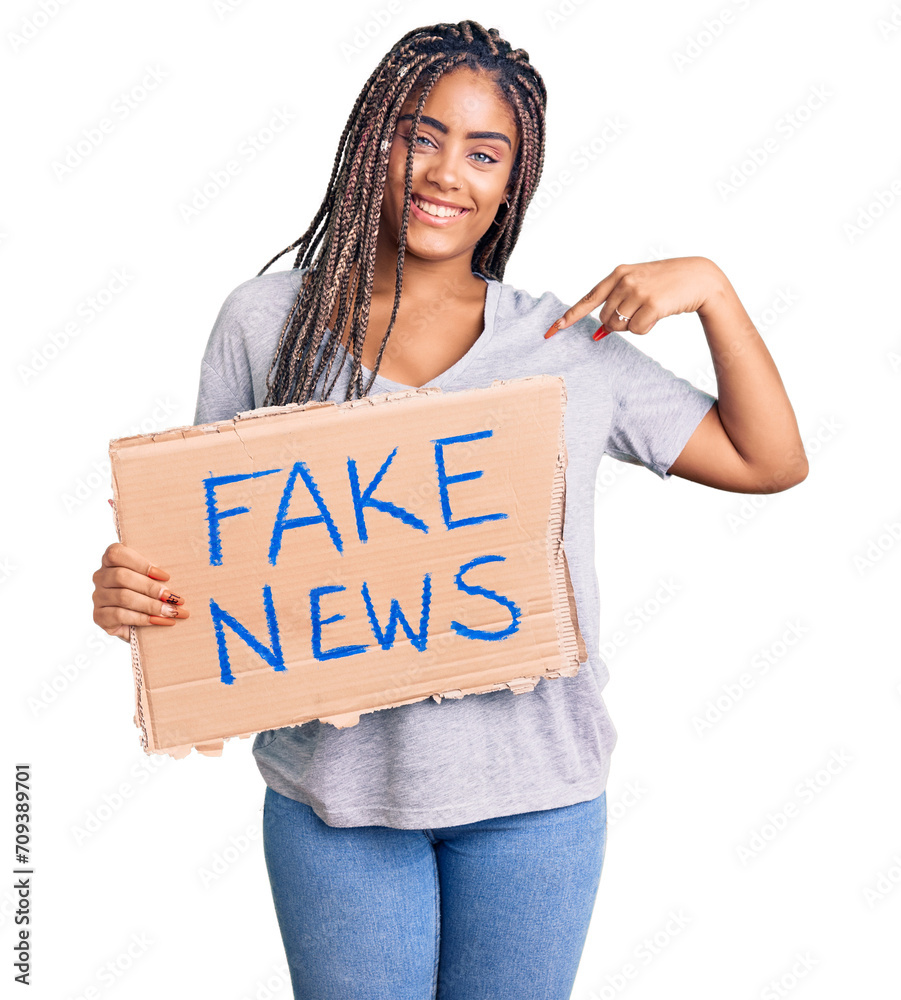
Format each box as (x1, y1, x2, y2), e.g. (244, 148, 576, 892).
(109, 375, 585, 759)
(538, 376, 588, 675)
(106, 492, 152, 754)
(107, 388, 445, 453)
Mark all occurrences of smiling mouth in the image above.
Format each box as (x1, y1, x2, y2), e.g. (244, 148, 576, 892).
(411, 195, 471, 221)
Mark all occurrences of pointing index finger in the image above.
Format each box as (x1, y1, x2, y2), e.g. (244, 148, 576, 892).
(543, 271, 619, 338)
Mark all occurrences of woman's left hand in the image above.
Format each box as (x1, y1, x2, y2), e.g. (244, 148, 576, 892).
(540, 253, 809, 493)
(543, 256, 725, 339)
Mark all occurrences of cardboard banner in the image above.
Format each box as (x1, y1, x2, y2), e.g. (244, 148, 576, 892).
(109, 374, 585, 758)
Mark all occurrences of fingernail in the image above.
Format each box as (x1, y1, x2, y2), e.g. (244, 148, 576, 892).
(159, 589, 183, 605)
(158, 602, 189, 619)
(148, 565, 168, 581)
(593, 324, 611, 341)
(148, 616, 176, 626)
(544, 318, 565, 339)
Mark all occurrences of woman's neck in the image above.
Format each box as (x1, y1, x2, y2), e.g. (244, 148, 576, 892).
(369, 225, 485, 302)
(326, 233, 489, 359)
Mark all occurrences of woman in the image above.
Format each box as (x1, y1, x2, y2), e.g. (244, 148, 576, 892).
(91, 20, 807, 999)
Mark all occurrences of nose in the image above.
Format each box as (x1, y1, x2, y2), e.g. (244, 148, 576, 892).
(424, 145, 463, 192)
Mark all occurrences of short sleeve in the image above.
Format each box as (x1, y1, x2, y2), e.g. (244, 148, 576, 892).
(600, 332, 716, 479)
(192, 287, 259, 427)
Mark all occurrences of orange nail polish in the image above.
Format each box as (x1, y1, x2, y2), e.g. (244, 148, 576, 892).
(593, 325, 611, 341)
(544, 319, 564, 339)
(148, 565, 169, 581)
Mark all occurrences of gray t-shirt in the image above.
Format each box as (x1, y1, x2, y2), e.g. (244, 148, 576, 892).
(194, 266, 716, 829)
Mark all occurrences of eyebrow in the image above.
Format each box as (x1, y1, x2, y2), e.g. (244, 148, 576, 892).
(396, 114, 512, 149)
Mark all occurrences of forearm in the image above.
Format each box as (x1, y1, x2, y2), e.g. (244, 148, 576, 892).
(699, 263, 808, 488)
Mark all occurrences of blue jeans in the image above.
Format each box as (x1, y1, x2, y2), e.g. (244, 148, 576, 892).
(262, 785, 607, 999)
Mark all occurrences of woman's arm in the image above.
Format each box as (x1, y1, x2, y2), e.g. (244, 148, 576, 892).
(544, 256, 808, 494)
(667, 262, 808, 493)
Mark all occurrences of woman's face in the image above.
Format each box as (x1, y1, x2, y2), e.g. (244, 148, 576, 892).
(379, 65, 520, 268)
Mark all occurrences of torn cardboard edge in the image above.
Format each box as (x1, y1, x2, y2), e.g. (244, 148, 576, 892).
(111, 375, 585, 759)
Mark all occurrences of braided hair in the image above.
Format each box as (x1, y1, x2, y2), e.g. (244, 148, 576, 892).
(258, 20, 548, 405)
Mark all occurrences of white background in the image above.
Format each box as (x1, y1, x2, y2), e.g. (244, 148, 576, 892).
(3, 0, 900, 997)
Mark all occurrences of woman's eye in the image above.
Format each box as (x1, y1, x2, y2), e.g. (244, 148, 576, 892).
(400, 133, 497, 163)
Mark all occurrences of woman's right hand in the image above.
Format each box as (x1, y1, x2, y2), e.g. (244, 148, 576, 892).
(92, 542, 189, 642)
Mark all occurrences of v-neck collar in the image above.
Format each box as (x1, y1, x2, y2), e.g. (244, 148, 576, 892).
(329, 272, 501, 393)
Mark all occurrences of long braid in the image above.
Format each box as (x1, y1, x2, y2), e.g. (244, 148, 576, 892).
(320, 53, 451, 401)
(259, 20, 548, 406)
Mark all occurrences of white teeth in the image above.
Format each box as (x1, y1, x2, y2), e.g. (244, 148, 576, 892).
(413, 196, 464, 218)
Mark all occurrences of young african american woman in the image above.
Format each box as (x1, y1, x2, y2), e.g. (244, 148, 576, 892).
(92, 20, 807, 1000)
